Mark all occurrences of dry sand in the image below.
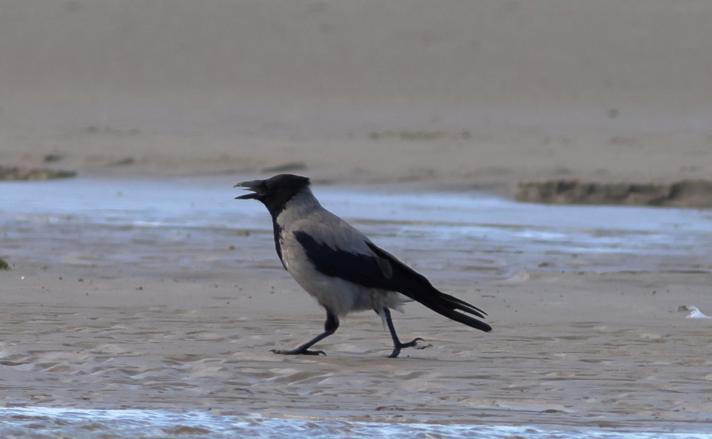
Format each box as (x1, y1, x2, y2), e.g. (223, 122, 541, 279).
(1, 1, 712, 434)
(2, 1, 712, 190)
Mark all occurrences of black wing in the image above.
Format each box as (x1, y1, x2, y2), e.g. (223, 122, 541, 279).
(293, 231, 391, 288)
(294, 231, 491, 332)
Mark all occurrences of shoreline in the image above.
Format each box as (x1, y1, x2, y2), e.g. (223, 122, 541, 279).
(5, 165, 712, 208)
(1, 406, 710, 438)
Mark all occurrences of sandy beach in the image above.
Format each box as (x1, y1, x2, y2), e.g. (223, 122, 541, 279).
(1, 1, 712, 437)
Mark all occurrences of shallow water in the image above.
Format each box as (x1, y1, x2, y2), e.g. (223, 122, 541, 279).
(2, 176, 712, 277)
(1, 407, 709, 439)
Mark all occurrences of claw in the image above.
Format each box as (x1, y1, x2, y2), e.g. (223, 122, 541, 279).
(388, 337, 428, 358)
(400, 337, 424, 348)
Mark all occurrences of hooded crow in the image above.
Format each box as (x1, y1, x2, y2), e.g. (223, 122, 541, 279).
(235, 174, 491, 358)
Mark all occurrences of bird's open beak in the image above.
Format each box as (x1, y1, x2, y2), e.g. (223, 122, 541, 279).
(234, 179, 264, 200)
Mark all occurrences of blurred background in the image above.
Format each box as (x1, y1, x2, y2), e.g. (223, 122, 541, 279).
(2, 0, 711, 187)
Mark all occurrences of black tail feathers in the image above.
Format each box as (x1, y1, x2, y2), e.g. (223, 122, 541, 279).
(365, 241, 491, 332)
(416, 288, 492, 332)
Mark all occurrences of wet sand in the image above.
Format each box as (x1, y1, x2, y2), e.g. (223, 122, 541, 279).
(517, 180, 712, 208)
(1, 178, 711, 436)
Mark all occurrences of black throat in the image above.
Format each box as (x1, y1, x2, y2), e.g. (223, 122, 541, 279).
(271, 218, 287, 270)
(251, 174, 310, 269)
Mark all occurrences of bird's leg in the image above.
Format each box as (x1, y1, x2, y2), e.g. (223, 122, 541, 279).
(272, 309, 339, 356)
(382, 307, 424, 358)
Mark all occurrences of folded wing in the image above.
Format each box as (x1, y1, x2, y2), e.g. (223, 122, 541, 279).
(293, 231, 491, 332)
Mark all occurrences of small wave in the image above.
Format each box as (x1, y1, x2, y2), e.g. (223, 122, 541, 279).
(0, 407, 709, 439)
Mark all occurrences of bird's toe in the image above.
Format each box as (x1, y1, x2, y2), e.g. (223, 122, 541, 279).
(388, 338, 431, 358)
(401, 337, 424, 348)
(303, 349, 327, 356)
(271, 348, 327, 356)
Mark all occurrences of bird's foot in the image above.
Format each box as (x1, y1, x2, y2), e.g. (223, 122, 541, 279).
(388, 337, 430, 358)
(271, 348, 326, 356)
(400, 337, 424, 348)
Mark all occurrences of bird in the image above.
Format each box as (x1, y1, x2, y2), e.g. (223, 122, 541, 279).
(235, 174, 491, 358)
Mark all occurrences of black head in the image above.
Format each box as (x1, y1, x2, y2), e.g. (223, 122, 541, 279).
(235, 174, 311, 216)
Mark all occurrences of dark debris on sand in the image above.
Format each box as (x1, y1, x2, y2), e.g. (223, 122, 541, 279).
(0, 166, 76, 181)
(516, 179, 712, 208)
